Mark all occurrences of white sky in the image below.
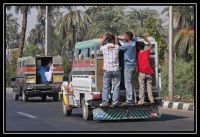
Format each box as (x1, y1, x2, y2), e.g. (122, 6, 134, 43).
(6, 6, 168, 41)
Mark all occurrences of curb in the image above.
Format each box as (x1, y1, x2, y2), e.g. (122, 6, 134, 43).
(162, 100, 194, 111)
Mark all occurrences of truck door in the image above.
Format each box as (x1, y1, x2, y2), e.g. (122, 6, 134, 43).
(96, 58, 103, 92)
(53, 55, 63, 83)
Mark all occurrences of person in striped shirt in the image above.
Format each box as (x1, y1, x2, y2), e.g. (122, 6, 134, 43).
(99, 33, 121, 107)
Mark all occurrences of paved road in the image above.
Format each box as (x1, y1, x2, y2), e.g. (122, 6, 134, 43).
(4, 91, 195, 133)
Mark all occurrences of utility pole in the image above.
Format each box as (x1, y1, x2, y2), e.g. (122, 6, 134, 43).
(168, 6, 174, 100)
(45, 6, 48, 56)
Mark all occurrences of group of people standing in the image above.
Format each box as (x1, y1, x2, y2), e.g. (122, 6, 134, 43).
(99, 31, 155, 107)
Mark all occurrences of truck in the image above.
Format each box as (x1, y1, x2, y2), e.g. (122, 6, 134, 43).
(61, 37, 162, 120)
(11, 55, 63, 102)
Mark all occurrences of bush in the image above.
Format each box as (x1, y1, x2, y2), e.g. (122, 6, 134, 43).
(161, 59, 194, 102)
(6, 49, 18, 87)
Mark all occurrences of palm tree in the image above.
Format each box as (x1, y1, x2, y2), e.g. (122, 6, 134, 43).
(173, 6, 194, 61)
(14, 6, 32, 57)
(55, 6, 91, 47)
(128, 7, 159, 34)
(27, 23, 45, 50)
(55, 6, 91, 68)
(85, 6, 128, 39)
(6, 13, 20, 63)
(162, 6, 194, 61)
(6, 13, 20, 49)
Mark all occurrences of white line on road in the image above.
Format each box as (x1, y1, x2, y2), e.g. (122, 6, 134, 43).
(16, 112, 38, 119)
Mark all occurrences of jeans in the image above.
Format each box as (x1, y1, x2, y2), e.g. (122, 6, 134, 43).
(102, 70, 121, 104)
(124, 68, 136, 103)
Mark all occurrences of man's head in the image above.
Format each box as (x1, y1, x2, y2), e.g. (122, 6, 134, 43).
(136, 41, 145, 52)
(124, 31, 133, 42)
(106, 34, 115, 44)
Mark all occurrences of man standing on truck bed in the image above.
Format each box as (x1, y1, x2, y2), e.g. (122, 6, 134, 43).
(99, 33, 121, 107)
(116, 31, 137, 105)
(136, 35, 155, 105)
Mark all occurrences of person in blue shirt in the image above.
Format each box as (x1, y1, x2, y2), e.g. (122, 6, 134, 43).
(37, 66, 48, 84)
(116, 31, 137, 105)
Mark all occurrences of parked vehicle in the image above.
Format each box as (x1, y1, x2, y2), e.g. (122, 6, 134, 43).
(62, 37, 162, 120)
(11, 55, 63, 102)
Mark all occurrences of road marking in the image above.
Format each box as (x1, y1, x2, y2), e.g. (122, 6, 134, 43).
(17, 112, 38, 119)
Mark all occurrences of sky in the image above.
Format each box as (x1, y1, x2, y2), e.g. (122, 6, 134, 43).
(6, 6, 168, 41)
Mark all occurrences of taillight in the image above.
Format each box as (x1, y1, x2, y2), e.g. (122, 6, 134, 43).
(150, 112, 158, 118)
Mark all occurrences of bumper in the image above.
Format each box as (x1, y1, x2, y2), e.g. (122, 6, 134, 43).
(25, 84, 60, 96)
(92, 105, 161, 120)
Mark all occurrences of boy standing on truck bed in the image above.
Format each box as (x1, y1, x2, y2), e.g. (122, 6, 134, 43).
(99, 33, 121, 107)
(136, 35, 155, 105)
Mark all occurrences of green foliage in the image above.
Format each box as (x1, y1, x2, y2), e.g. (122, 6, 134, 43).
(144, 17, 168, 63)
(161, 59, 194, 102)
(6, 49, 18, 87)
(62, 56, 71, 78)
(23, 43, 40, 56)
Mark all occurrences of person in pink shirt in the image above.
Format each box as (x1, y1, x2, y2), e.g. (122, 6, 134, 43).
(136, 35, 155, 105)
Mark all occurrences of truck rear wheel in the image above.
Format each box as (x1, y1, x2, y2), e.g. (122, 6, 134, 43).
(81, 97, 93, 120)
(41, 95, 46, 101)
(63, 101, 72, 116)
(53, 92, 59, 101)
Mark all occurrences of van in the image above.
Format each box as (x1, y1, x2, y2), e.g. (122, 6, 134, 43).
(12, 55, 63, 102)
(62, 37, 162, 120)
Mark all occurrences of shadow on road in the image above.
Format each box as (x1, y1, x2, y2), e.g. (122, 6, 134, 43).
(17, 98, 61, 103)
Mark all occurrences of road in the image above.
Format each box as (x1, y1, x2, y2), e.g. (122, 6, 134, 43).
(4, 91, 195, 133)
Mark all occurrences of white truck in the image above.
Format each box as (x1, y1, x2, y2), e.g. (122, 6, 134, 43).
(61, 37, 162, 120)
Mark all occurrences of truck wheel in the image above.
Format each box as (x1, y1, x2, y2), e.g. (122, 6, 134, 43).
(41, 95, 46, 102)
(13, 92, 19, 101)
(81, 97, 93, 120)
(22, 90, 28, 102)
(63, 101, 72, 116)
(53, 92, 59, 101)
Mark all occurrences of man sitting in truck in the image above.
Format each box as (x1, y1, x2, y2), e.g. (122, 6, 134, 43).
(37, 65, 48, 84)
(45, 61, 53, 83)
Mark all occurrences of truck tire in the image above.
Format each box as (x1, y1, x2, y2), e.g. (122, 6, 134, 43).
(81, 97, 93, 120)
(41, 95, 46, 102)
(22, 90, 28, 102)
(53, 92, 59, 102)
(63, 101, 72, 116)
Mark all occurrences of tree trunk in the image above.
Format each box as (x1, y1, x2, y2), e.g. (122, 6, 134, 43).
(18, 10, 28, 58)
(69, 26, 76, 71)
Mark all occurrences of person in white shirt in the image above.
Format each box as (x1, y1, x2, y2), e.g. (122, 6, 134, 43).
(45, 62, 53, 82)
(99, 33, 121, 107)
